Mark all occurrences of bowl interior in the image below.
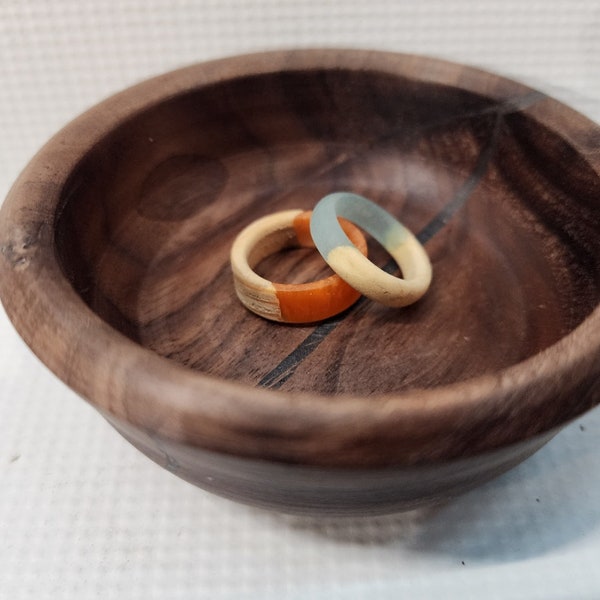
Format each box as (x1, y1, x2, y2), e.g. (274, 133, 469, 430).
(55, 67, 600, 395)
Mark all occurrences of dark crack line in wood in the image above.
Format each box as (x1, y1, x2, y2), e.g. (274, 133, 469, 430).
(257, 111, 504, 390)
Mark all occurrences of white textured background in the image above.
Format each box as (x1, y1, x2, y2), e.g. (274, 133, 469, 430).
(1, 1, 600, 598)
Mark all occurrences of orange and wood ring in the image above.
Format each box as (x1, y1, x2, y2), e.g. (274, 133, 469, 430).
(230, 210, 368, 323)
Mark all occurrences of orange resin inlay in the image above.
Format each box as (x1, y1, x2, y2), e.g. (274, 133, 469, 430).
(273, 212, 368, 323)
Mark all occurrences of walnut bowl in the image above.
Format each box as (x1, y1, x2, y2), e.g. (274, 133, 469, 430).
(1, 50, 600, 515)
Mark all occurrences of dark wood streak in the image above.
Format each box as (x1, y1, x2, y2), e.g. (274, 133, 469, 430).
(258, 101, 512, 389)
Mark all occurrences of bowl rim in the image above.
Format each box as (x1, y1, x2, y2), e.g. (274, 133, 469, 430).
(1, 48, 600, 468)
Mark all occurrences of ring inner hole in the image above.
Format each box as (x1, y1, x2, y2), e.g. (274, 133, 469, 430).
(255, 244, 337, 285)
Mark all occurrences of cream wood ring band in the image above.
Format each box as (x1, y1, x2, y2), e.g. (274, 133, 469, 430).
(230, 209, 368, 323)
(310, 193, 432, 307)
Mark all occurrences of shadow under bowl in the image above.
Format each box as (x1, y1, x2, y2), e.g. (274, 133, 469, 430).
(1, 49, 600, 515)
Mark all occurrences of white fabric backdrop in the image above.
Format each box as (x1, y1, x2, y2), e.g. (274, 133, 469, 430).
(1, 1, 600, 598)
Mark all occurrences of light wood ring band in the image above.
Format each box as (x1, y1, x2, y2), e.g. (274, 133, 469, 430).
(310, 193, 432, 307)
(230, 209, 368, 323)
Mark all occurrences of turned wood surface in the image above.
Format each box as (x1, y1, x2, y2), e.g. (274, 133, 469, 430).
(2, 50, 600, 482)
(55, 62, 600, 394)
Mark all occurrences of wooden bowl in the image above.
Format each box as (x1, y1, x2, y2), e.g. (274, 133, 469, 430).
(2, 49, 600, 515)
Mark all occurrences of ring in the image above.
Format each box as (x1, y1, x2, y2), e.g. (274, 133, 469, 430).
(230, 209, 368, 323)
(310, 192, 432, 307)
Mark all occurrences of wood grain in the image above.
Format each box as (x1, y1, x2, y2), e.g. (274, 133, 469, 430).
(1, 49, 600, 513)
(54, 67, 599, 393)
